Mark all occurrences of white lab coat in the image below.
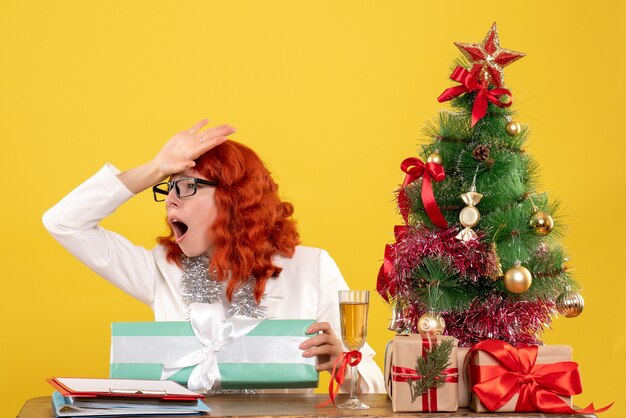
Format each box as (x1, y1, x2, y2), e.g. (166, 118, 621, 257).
(43, 164, 384, 393)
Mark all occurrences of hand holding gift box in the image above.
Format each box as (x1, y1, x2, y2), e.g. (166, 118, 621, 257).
(468, 339, 612, 414)
(111, 303, 318, 391)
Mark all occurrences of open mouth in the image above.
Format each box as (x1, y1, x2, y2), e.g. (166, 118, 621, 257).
(170, 219, 189, 242)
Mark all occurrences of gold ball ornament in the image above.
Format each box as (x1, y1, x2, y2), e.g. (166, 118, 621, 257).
(556, 287, 584, 318)
(505, 120, 521, 136)
(427, 150, 443, 165)
(417, 312, 446, 335)
(503, 263, 532, 293)
(530, 210, 554, 235)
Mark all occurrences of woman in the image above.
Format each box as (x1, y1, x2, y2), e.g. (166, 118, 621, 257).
(43, 119, 384, 393)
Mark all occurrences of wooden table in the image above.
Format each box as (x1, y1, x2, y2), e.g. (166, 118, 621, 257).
(18, 394, 597, 417)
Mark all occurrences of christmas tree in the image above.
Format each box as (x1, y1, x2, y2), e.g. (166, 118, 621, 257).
(377, 23, 584, 346)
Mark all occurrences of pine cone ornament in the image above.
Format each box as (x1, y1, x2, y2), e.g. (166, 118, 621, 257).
(472, 145, 490, 161)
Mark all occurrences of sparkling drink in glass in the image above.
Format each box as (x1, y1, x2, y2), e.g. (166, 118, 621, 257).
(337, 290, 369, 409)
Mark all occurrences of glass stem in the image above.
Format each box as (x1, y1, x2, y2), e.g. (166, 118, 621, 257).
(349, 364, 358, 400)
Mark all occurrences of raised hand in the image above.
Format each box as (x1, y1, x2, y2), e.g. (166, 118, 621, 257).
(153, 119, 237, 178)
(117, 119, 236, 194)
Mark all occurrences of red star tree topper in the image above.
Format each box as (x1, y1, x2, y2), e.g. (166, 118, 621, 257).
(454, 22, 525, 88)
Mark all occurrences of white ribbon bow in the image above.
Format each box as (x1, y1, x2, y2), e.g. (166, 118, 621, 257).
(161, 303, 263, 391)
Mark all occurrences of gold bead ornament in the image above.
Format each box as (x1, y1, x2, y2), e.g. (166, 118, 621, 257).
(529, 209, 554, 235)
(503, 261, 532, 293)
(556, 286, 584, 318)
(427, 150, 443, 165)
(505, 116, 521, 136)
(417, 311, 446, 335)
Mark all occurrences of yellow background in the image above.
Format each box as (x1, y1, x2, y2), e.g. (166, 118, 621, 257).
(1, 1, 624, 416)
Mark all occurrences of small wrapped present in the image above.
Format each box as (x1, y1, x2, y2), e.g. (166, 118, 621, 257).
(384, 334, 458, 412)
(110, 303, 318, 391)
(468, 339, 611, 414)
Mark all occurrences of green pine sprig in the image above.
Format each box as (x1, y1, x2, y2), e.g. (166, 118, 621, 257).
(524, 245, 574, 299)
(407, 338, 455, 402)
(422, 111, 471, 145)
(409, 257, 476, 312)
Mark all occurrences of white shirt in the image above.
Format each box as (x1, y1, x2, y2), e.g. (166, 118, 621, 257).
(43, 164, 385, 393)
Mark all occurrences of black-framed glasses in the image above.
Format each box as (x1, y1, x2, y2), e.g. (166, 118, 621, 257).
(152, 177, 218, 202)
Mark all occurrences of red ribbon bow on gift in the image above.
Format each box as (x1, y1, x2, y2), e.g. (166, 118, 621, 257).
(467, 339, 613, 414)
(398, 157, 448, 229)
(318, 350, 362, 407)
(437, 66, 512, 127)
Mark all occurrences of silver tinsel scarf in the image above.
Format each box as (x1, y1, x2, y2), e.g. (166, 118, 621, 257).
(180, 255, 267, 319)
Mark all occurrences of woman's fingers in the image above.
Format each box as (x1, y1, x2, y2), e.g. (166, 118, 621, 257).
(192, 136, 228, 160)
(301, 341, 334, 371)
(198, 124, 236, 140)
(152, 121, 236, 178)
(299, 322, 343, 373)
(192, 125, 236, 158)
(306, 322, 334, 335)
(188, 119, 210, 134)
(301, 343, 333, 358)
(300, 333, 330, 351)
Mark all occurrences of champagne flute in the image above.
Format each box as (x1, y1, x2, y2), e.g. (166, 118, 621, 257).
(337, 290, 370, 409)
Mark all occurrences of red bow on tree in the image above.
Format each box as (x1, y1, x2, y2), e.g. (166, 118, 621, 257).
(398, 157, 448, 229)
(467, 340, 612, 414)
(437, 66, 512, 127)
(376, 225, 408, 302)
(377, 158, 447, 302)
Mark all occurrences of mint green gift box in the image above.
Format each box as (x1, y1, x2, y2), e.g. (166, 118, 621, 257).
(110, 319, 319, 390)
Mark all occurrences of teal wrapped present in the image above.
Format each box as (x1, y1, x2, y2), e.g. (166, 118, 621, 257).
(110, 303, 318, 391)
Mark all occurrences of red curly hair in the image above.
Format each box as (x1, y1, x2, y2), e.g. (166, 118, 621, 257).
(157, 140, 300, 303)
